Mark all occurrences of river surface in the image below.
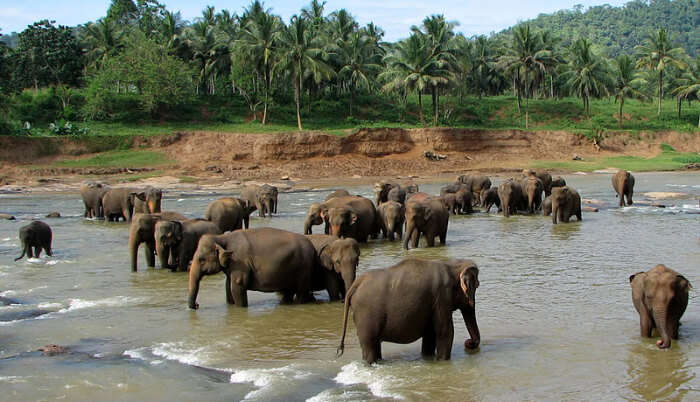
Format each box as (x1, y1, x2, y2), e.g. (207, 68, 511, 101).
(1, 172, 699, 401)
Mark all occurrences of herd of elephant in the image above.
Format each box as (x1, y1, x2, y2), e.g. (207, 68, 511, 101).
(10, 168, 690, 364)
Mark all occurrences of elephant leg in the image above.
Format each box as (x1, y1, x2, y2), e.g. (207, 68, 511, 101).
(640, 311, 653, 338)
(435, 315, 455, 360)
(421, 327, 437, 357)
(411, 230, 420, 248)
(439, 229, 447, 246)
(296, 292, 316, 304)
(361, 339, 382, 364)
(144, 241, 156, 268)
(425, 231, 436, 247)
(44, 245, 52, 257)
(225, 273, 234, 304)
(326, 274, 343, 301)
(34, 246, 42, 258)
(280, 291, 295, 304)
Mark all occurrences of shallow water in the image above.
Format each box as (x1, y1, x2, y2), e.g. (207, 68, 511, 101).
(1, 172, 699, 401)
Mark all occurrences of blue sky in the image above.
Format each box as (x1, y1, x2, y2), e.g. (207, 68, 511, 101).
(1, 0, 629, 40)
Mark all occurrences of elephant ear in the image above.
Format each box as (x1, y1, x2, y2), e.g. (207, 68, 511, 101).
(172, 221, 184, 242)
(135, 192, 147, 201)
(459, 265, 479, 294)
(318, 244, 335, 272)
(677, 275, 692, 291)
(629, 272, 645, 285)
(349, 212, 358, 226)
(215, 243, 233, 267)
(320, 207, 329, 220)
(424, 206, 434, 221)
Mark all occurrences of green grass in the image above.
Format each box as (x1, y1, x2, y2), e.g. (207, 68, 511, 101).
(532, 146, 700, 172)
(53, 150, 172, 168)
(178, 176, 198, 183)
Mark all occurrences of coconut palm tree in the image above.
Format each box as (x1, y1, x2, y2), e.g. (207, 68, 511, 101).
(561, 38, 613, 117)
(672, 58, 700, 128)
(301, 0, 327, 34)
(275, 15, 334, 130)
(613, 54, 647, 127)
(327, 9, 358, 44)
(635, 28, 688, 116)
(336, 31, 382, 116)
(159, 10, 186, 54)
(80, 18, 124, 72)
(186, 19, 229, 95)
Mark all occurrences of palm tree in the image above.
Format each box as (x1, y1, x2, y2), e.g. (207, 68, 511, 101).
(561, 38, 613, 118)
(636, 28, 688, 116)
(613, 54, 647, 127)
(328, 9, 358, 44)
(672, 58, 700, 128)
(80, 19, 124, 72)
(301, 0, 326, 34)
(237, 9, 281, 124)
(276, 15, 334, 130)
(159, 10, 186, 54)
(186, 19, 229, 95)
(336, 32, 382, 116)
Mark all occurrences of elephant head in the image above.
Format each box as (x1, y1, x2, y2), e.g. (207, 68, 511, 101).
(128, 191, 147, 218)
(326, 207, 357, 238)
(454, 261, 480, 348)
(373, 182, 395, 206)
(551, 176, 567, 189)
(155, 220, 183, 269)
(404, 201, 431, 249)
(455, 188, 473, 214)
(498, 179, 523, 217)
(144, 187, 163, 213)
(381, 201, 404, 240)
(319, 238, 360, 296)
(521, 176, 544, 213)
(304, 203, 324, 234)
(188, 235, 231, 309)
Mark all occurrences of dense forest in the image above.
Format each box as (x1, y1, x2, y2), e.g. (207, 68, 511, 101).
(0, 0, 698, 136)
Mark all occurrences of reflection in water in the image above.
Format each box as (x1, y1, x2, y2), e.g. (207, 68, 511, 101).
(625, 343, 695, 400)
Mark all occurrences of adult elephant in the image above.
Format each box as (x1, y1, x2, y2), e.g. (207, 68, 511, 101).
(102, 188, 146, 222)
(133, 187, 163, 214)
(188, 228, 317, 309)
(498, 179, 525, 217)
(630, 264, 690, 349)
(260, 184, 279, 214)
(326, 189, 351, 201)
(542, 196, 552, 216)
(205, 197, 253, 232)
(307, 234, 360, 301)
(455, 188, 474, 214)
(439, 193, 458, 215)
(337, 258, 480, 364)
(377, 200, 404, 241)
(374, 181, 405, 205)
(551, 186, 582, 224)
(456, 175, 491, 204)
(481, 188, 501, 213)
(15, 221, 53, 261)
(304, 196, 378, 242)
(80, 181, 108, 219)
(520, 175, 544, 213)
(523, 169, 553, 197)
(304, 203, 327, 235)
(155, 219, 221, 272)
(241, 184, 278, 218)
(404, 196, 449, 250)
(612, 170, 635, 207)
(129, 212, 186, 272)
(551, 176, 566, 189)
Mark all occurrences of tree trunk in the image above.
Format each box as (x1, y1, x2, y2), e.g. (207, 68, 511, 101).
(295, 69, 303, 131)
(262, 65, 269, 125)
(619, 98, 624, 128)
(349, 88, 354, 117)
(677, 96, 681, 119)
(658, 70, 663, 116)
(418, 90, 425, 125)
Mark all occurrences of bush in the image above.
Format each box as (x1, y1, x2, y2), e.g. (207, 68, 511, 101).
(660, 143, 676, 152)
(82, 90, 147, 122)
(48, 119, 89, 136)
(10, 88, 61, 123)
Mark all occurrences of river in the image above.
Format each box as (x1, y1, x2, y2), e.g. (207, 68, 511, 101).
(1, 172, 699, 401)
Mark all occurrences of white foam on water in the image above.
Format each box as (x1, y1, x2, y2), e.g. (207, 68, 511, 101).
(0, 376, 27, 383)
(37, 302, 63, 309)
(334, 361, 405, 400)
(2, 237, 11, 242)
(177, 199, 186, 202)
(26, 257, 42, 264)
(57, 296, 145, 313)
(123, 347, 149, 361)
(229, 365, 314, 400)
(0, 285, 47, 297)
(666, 184, 689, 188)
(150, 342, 208, 366)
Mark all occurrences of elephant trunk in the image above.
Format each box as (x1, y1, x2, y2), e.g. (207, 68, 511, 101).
(653, 306, 672, 348)
(148, 200, 160, 214)
(188, 263, 203, 310)
(330, 224, 343, 238)
(460, 306, 481, 350)
(157, 241, 170, 270)
(129, 234, 139, 272)
(502, 196, 510, 217)
(14, 241, 28, 261)
(552, 203, 558, 224)
(403, 223, 415, 250)
(386, 220, 395, 241)
(341, 269, 356, 298)
(303, 216, 313, 235)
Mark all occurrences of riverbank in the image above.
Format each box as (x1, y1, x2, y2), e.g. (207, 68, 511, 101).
(1, 128, 699, 193)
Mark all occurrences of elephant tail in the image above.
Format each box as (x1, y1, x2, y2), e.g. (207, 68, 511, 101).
(14, 249, 26, 261)
(336, 280, 358, 358)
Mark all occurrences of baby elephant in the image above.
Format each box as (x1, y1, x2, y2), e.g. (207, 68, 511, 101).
(15, 221, 53, 261)
(612, 170, 635, 207)
(377, 201, 404, 241)
(155, 219, 222, 272)
(630, 264, 691, 349)
(551, 186, 582, 224)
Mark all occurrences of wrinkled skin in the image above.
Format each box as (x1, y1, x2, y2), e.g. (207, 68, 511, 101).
(498, 179, 526, 217)
(440, 182, 475, 213)
(337, 258, 480, 364)
(304, 203, 327, 235)
(15, 221, 53, 261)
(102, 188, 146, 222)
(307, 235, 360, 300)
(374, 181, 402, 206)
(305, 196, 378, 242)
(188, 228, 317, 309)
(155, 219, 222, 272)
(456, 175, 492, 205)
(542, 196, 552, 216)
(630, 264, 691, 349)
(259, 184, 279, 215)
(551, 176, 566, 189)
(129, 212, 186, 272)
(80, 181, 108, 219)
(520, 175, 544, 214)
(241, 184, 278, 218)
(455, 189, 474, 214)
(404, 197, 449, 250)
(377, 201, 405, 241)
(205, 197, 253, 232)
(133, 187, 163, 214)
(523, 169, 553, 197)
(551, 186, 582, 224)
(439, 193, 458, 215)
(481, 187, 501, 213)
(326, 189, 351, 201)
(612, 170, 635, 207)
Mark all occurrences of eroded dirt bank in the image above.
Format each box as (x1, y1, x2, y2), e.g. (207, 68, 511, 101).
(1, 128, 699, 190)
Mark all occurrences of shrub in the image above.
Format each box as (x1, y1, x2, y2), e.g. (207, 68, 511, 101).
(659, 143, 676, 152)
(48, 119, 89, 136)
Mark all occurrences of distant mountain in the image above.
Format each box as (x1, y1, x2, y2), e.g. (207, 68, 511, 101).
(502, 0, 698, 57)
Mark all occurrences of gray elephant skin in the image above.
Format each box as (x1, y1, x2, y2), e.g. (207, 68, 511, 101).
(612, 170, 635, 207)
(520, 174, 544, 213)
(133, 187, 163, 214)
(630, 264, 690, 349)
(326, 189, 351, 200)
(377, 200, 404, 241)
(129, 212, 186, 272)
(481, 187, 501, 213)
(304, 196, 377, 242)
(307, 234, 360, 300)
(102, 188, 146, 222)
(440, 183, 473, 214)
(80, 181, 108, 219)
(498, 179, 526, 217)
(456, 175, 491, 204)
(155, 219, 222, 272)
(374, 181, 406, 205)
(522, 169, 553, 197)
(205, 197, 253, 231)
(337, 258, 480, 364)
(404, 195, 449, 249)
(188, 228, 318, 309)
(551, 176, 566, 189)
(551, 186, 582, 224)
(15, 221, 53, 261)
(241, 184, 278, 218)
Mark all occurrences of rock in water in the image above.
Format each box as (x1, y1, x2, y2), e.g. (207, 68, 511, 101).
(45, 212, 61, 218)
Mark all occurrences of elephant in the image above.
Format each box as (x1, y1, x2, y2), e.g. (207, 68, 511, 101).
(15, 221, 53, 261)
(205, 197, 253, 232)
(455, 188, 474, 214)
(523, 169, 553, 197)
(520, 175, 544, 213)
(404, 182, 419, 195)
(498, 179, 526, 217)
(551, 186, 582, 224)
(241, 184, 278, 218)
(304, 203, 327, 235)
(260, 184, 279, 214)
(188, 228, 318, 309)
(337, 258, 480, 364)
(133, 187, 163, 214)
(377, 200, 405, 241)
(481, 187, 501, 213)
(326, 189, 351, 201)
(613, 170, 635, 207)
(80, 181, 108, 219)
(439, 182, 465, 197)
(439, 193, 458, 215)
(129, 211, 186, 272)
(456, 174, 492, 204)
(630, 264, 691, 349)
(542, 196, 552, 216)
(404, 196, 449, 250)
(155, 219, 222, 272)
(102, 188, 146, 222)
(374, 181, 405, 205)
(307, 234, 360, 300)
(304, 196, 378, 242)
(551, 176, 566, 189)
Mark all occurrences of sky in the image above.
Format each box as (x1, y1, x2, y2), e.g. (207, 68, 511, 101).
(1, 0, 630, 41)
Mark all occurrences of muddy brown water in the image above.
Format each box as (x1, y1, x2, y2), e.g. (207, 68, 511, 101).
(1, 172, 699, 401)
